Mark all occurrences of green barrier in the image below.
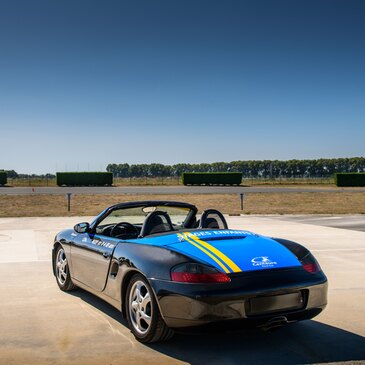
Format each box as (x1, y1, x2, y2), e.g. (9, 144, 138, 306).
(0, 172, 7, 185)
(335, 173, 365, 187)
(56, 172, 113, 186)
(182, 172, 242, 186)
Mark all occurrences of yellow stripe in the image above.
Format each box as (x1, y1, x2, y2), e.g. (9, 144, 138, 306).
(187, 233, 242, 273)
(180, 234, 230, 273)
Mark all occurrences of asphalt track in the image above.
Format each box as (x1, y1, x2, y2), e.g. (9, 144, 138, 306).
(1, 185, 365, 195)
(0, 215, 364, 365)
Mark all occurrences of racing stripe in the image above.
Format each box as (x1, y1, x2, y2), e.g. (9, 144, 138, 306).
(179, 234, 231, 273)
(186, 233, 242, 273)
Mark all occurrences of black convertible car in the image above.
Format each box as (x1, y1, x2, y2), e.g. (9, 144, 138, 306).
(52, 201, 327, 343)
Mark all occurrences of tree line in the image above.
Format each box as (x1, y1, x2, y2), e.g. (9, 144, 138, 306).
(106, 157, 365, 178)
(3, 157, 364, 179)
(0, 170, 55, 179)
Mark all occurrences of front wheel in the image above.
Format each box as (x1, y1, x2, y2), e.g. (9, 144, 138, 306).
(54, 245, 76, 291)
(126, 274, 174, 343)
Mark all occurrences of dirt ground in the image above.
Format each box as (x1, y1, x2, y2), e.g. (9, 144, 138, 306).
(1, 192, 365, 217)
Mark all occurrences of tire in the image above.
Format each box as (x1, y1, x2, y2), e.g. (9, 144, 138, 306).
(54, 245, 76, 291)
(125, 274, 174, 343)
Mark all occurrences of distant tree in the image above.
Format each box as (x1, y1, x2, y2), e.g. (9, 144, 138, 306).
(3, 170, 18, 178)
(117, 163, 130, 177)
(149, 163, 167, 177)
(106, 163, 118, 176)
(107, 163, 130, 177)
(171, 163, 192, 176)
(130, 164, 149, 177)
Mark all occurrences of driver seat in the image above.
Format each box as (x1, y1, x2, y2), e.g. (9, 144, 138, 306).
(139, 211, 174, 237)
(199, 209, 228, 230)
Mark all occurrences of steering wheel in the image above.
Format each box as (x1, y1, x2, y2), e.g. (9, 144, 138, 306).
(110, 222, 139, 238)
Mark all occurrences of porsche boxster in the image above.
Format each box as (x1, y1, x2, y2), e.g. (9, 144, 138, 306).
(52, 201, 327, 343)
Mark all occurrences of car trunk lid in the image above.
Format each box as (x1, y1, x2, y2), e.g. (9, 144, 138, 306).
(165, 230, 302, 274)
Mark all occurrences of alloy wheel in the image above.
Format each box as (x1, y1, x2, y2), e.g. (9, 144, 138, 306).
(56, 248, 68, 286)
(128, 280, 152, 335)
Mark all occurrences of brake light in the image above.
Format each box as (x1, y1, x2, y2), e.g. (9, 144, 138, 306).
(302, 263, 319, 273)
(171, 263, 231, 283)
(301, 253, 321, 273)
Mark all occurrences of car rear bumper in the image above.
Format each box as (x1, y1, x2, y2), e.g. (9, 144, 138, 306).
(150, 268, 328, 328)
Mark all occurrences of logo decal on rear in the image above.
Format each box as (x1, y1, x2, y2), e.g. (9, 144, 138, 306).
(251, 256, 277, 268)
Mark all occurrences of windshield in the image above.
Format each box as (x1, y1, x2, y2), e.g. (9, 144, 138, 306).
(95, 205, 192, 233)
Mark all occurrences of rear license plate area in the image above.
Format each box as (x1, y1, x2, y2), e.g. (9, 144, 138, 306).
(246, 292, 305, 316)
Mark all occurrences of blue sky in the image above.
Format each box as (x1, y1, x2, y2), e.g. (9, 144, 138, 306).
(0, 0, 364, 174)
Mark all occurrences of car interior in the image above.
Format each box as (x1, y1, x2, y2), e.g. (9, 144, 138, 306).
(94, 205, 229, 240)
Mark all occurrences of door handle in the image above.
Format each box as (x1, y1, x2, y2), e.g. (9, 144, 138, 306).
(102, 252, 111, 259)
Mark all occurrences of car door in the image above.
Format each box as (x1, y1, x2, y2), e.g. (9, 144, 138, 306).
(70, 232, 118, 292)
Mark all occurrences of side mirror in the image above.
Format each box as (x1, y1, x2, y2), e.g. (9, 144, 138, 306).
(74, 222, 90, 234)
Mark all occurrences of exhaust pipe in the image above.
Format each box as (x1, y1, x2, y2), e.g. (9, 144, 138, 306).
(259, 316, 294, 332)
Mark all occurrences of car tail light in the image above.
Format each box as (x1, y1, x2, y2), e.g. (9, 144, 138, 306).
(300, 253, 321, 273)
(171, 263, 231, 283)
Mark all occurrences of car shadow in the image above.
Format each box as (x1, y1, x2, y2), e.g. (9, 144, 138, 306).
(150, 322, 365, 365)
(69, 288, 365, 365)
(68, 287, 129, 326)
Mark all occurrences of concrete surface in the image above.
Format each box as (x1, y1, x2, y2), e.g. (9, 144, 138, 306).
(267, 214, 365, 232)
(1, 185, 365, 195)
(0, 216, 364, 365)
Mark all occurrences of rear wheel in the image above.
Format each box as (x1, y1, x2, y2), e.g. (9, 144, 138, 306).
(126, 274, 174, 343)
(54, 246, 76, 291)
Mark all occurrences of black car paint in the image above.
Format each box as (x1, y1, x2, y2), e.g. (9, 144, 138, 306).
(52, 201, 328, 329)
(150, 267, 327, 327)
